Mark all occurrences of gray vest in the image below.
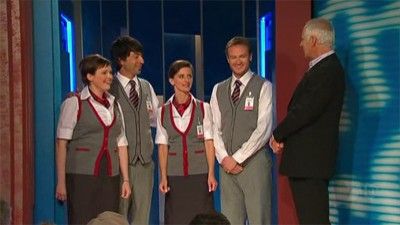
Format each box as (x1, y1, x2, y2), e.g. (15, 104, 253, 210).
(162, 100, 207, 176)
(216, 75, 264, 155)
(66, 98, 122, 176)
(110, 78, 154, 164)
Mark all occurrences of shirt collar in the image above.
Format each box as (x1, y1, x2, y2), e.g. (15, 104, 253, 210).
(116, 72, 139, 88)
(231, 70, 253, 87)
(309, 50, 334, 69)
(80, 86, 115, 102)
(167, 93, 195, 105)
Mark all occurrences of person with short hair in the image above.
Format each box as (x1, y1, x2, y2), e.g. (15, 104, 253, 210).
(156, 60, 218, 224)
(56, 54, 131, 225)
(87, 211, 129, 225)
(210, 36, 273, 224)
(270, 18, 345, 224)
(109, 36, 160, 225)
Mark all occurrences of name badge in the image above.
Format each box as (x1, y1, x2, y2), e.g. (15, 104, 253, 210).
(244, 92, 254, 111)
(146, 100, 153, 112)
(197, 125, 204, 139)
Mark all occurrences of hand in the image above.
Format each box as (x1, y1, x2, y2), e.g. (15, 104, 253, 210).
(207, 174, 218, 192)
(121, 181, 131, 199)
(221, 156, 236, 173)
(269, 135, 284, 154)
(230, 164, 243, 174)
(56, 182, 67, 201)
(159, 178, 170, 194)
(221, 156, 243, 174)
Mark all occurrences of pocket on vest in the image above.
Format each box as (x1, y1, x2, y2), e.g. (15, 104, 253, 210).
(194, 149, 205, 154)
(75, 147, 90, 152)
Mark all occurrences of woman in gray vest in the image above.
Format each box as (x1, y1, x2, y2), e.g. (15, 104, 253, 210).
(55, 54, 131, 224)
(155, 60, 218, 224)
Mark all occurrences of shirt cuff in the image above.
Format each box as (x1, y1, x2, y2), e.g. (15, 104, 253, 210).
(232, 152, 246, 164)
(155, 136, 168, 145)
(216, 150, 228, 164)
(117, 137, 128, 147)
(203, 131, 213, 140)
(57, 128, 73, 140)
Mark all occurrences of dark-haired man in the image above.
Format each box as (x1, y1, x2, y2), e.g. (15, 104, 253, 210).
(110, 36, 159, 225)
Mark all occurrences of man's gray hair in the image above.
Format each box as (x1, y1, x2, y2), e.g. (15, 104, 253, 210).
(303, 18, 335, 47)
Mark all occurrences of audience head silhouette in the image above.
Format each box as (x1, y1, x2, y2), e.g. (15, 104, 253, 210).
(189, 212, 231, 225)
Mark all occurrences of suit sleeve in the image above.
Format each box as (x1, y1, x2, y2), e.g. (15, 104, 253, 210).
(273, 66, 339, 142)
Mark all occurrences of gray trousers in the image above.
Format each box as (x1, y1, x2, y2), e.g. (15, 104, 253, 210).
(120, 161, 154, 225)
(220, 150, 272, 225)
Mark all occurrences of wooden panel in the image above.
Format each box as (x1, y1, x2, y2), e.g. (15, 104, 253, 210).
(0, 0, 12, 206)
(275, 1, 311, 225)
(0, 0, 34, 224)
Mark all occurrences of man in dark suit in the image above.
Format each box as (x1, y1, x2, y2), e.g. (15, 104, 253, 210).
(270, 18, 345, 224)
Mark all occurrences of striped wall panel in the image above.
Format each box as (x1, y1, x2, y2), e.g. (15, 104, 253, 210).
(314, 1, 400, 224)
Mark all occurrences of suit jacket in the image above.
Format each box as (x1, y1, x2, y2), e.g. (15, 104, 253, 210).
(273, 53, 345, 179)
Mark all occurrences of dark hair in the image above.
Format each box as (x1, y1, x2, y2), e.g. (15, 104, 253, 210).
(111, 35, 143, 70)
(167, 59, 194, 79)
(79, 54, 111, 85)
(189, 212, 231, 225)
(225, 36, 252, 57)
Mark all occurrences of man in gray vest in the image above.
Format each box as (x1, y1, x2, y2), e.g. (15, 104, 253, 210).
(110, 36, 159, 225)
(210, 36, 273, 224)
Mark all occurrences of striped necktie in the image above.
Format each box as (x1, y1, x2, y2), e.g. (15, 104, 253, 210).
(231, 80, 242, 104)
(129, 80, 139, 108)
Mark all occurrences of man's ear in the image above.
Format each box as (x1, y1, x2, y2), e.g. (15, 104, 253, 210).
(169, 78, 174, 86)
(310, 35, 318, 46)
(118, 58, 124, 67)
(250, 54, 253, 62)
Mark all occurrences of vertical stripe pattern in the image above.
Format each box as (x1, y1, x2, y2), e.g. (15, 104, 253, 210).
(231, 80, 242, 104)
(129, 80, 139, 108)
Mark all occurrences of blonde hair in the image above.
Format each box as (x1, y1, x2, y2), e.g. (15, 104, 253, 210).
(225, 36, 252, 57)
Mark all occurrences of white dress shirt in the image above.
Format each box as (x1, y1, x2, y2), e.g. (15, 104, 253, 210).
(155, 94, 213, 145)
(116, 72, 160, 127)
(57, 86, 128, 146)
(210, 70, 273, 164)
(309, 50, 334, 69)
